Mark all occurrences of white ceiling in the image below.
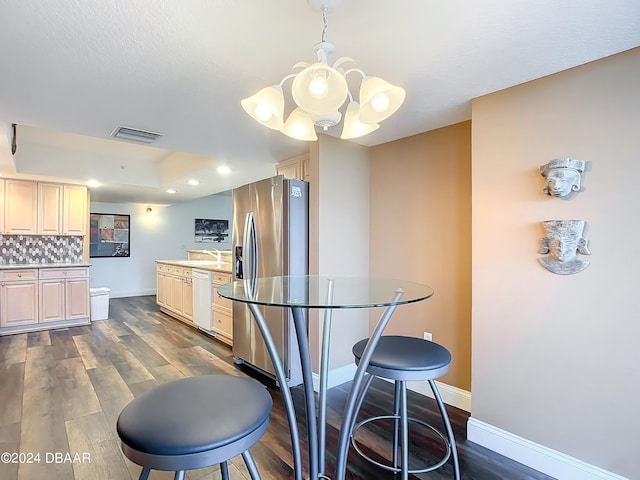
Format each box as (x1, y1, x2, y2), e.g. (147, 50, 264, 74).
(0, 0, 638, 205)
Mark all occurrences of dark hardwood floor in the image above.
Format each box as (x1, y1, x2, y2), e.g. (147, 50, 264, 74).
(0, 296, 555, 480)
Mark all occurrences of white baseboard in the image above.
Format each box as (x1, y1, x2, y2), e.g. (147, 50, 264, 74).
(467, 418, 629, 480)
(109, 289, 156, 299)
(312, 363, 472, 413)
(406, 378, 471, 413)
(312, 363, 357, 391)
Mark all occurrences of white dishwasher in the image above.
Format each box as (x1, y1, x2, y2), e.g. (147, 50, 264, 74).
(192, 269, 214, 334)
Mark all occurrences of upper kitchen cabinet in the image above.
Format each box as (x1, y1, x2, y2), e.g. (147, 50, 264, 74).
(0, 179, 4, 232)
(38, 183, 63, 234)
(4, 180, 88, 236)
(276, 154, 309, 182)
(4, 179, 38, 234)
(63, 185, 87, 235)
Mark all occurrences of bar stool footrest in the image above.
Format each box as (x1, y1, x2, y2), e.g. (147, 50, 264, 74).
(350, 414, 451, 474)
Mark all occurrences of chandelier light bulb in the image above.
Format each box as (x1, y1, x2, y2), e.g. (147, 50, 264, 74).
(293, 123, 306, 136)
(308, 73, 329, 100)
(340, 101, 379, 139)
(292, 63, 347, 115)
(282, 108, 318, 141)
(372, 93, 390, 113)
(241, 85, 285, 130)
(254, 104, 273, 122)
(359, 76, 406, 124)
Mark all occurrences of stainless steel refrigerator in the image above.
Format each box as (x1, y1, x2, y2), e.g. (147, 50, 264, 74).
(231, 175, 308, 386)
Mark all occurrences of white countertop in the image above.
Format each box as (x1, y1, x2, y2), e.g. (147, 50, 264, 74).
(156, 259, 233, 273)
(0, 263, 91, 270)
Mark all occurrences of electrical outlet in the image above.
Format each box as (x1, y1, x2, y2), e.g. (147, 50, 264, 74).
(423, 332, 432, 342)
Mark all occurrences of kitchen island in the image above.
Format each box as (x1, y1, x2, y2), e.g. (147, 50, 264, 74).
(155, 259, 234, 345)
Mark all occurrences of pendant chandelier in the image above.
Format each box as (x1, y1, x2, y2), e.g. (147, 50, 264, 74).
(241, 0, 405, 141)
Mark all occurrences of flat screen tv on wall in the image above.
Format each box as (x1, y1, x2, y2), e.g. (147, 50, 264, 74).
(89, 213, 130, 258)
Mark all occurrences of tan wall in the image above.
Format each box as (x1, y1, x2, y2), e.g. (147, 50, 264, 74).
(369, 122, 472, 390)
(471, 47, 640, 477)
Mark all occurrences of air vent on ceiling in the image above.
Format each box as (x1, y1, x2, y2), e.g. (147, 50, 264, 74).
(110, 126, 163, 144)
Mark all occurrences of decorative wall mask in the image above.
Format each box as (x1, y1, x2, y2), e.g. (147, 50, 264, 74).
(540, 157, 585, 197)
(539, 220, 591, 274)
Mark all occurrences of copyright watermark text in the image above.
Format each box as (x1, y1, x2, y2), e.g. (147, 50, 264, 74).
(1, 452, 91, 464)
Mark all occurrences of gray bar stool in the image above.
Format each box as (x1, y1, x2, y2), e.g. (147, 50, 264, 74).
(351, 336, 460, 480)
(116, 375, 272, 480)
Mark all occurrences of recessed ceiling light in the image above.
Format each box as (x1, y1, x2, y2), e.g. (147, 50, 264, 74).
(166, 188, 177, 194)
(87, 180, 100, 187)
(188, 179, 200, 186)
(217, 165, 231, 175)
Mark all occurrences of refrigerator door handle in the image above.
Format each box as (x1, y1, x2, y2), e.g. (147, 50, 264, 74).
(243, 212, 258, 282)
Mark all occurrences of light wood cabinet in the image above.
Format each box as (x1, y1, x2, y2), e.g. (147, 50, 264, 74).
(4, 180, 38, 234)
(65, 276, 90, 320)
(63, 185, 88, 235)
(211, 271, 232, 345)
(39, 268, 90, 323)
(156, 263, 230, 336)
(276, 158, 301, 180)
(39, 279, 65, 322)
(38, 183, 64, 235)
(169, 274, 184, 314)
(0, 269, 39, 327)
(0, 267, 89, 334)
(276, 154, 310, 182)
(156, 265, 169, 307)
(3, 180, 87, 236)
(0, 179, 5, 232)
(183, 276, 193, 321)
(156, 264, 193, 322)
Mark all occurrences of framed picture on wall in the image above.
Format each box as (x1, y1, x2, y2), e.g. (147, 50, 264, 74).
(194, 219, 229, 243)
(90, 213, 131, 257)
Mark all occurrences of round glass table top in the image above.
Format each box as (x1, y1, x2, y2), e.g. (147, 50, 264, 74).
(217, 275, 434, 309)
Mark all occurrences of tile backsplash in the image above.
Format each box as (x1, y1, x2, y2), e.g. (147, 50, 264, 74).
(0, 235, 84, 264)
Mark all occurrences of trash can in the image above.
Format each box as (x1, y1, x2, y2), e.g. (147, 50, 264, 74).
(89, 287, 111, 321)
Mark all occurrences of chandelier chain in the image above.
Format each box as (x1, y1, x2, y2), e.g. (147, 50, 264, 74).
(321, 6, 328, 43)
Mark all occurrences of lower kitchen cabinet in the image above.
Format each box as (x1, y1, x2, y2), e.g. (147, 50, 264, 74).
(0, 267, 90, 335)
(211, 272, 232, 345)
(39, 279, 65, 322)
(66, 278, 90, 319)
(169, 274, 185, 314)
(156, 263, 194, 324)
(156, 265, 169, 307)
(156, 262, 231, 344)
(39, 268, 90, 323)
(183, 275, 193, 321)
(0, 270, 39, 327)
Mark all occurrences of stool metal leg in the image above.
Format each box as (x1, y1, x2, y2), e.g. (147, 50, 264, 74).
(173, 471, 185, 480)
(429, 379, 461, 480)
(138, 467, 150, 480)
(242, 449, 262, 480)
(220, 461, 230, 480)
(400, 380, 409, 480)
(392, 380, 401, 472)
(350, 373, 375, 434)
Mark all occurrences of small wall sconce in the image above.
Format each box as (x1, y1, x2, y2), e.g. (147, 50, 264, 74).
(146, 207, 153, 216)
